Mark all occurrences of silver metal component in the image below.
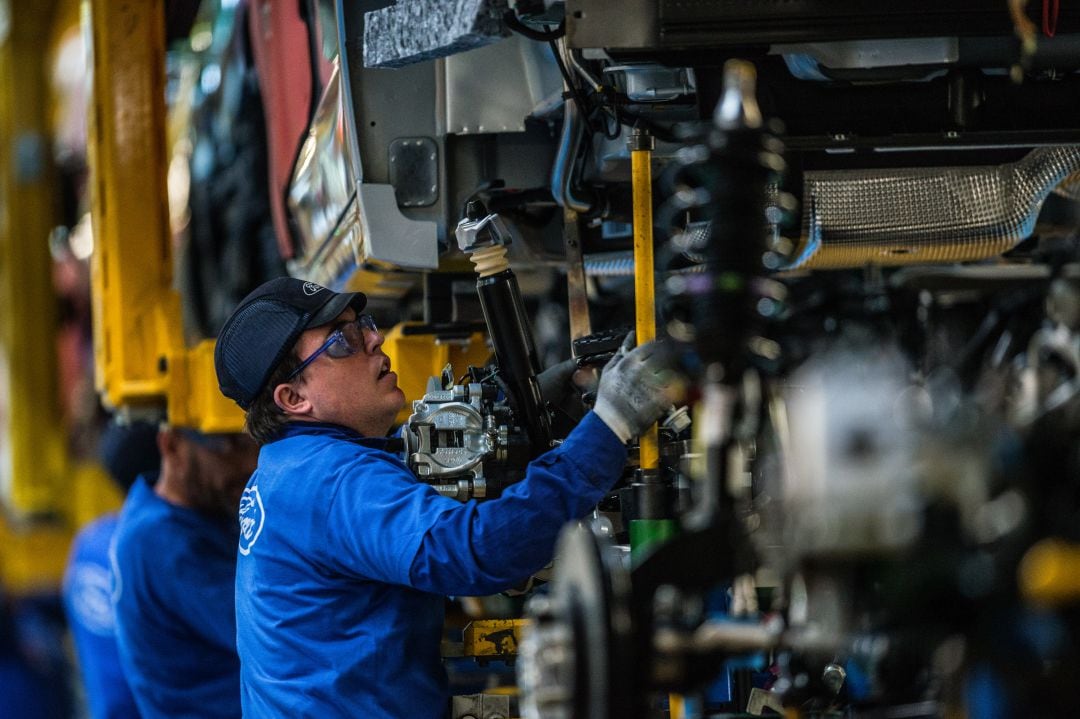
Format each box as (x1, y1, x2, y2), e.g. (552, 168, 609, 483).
(292, 187, 439, 287)
(518, 594, 576, 719)
(683, 382, 737, 531)
(775, 37, 959, 71)
(583, 250, 635, 276)
(822, 663, 847, 694)
(566, 0, 657, 50)
(287, 58, 439, 282)
(288, 60, 354, 265)
(714, 60, 762, 131)
(653, 616, 782, 656)
(603, 64, 695, 102)
(455, 209, 514, 254)
(356, 185, 439, 269)
(661, 406, 692, 434)
(430, 477, 487, 501)
(451, 693, 511, 719)
(1013, 324, 1080, 424)
(1047, 278, 1080, 330)
(747, 687, 786, 715)
(782, 146, 1080, 270)
(406, 399, 491, 479)
(564, 210, 594, 343)
(444, 34, 563, 135)
(580, 250, 709, 277)
(780, 344, 922, 556)
(520, 523, 634, 719)
(404, 380, 508, 501)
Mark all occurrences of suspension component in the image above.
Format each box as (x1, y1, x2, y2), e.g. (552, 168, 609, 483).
(456, 200, 553, 455)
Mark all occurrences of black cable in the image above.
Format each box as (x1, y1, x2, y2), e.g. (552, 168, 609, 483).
(546, 37, 603, 206)
(548, 39, 602, 139)
(600, 104, 622, 140)
(502, 11, 566, 41)
(548, 40, 581, 103)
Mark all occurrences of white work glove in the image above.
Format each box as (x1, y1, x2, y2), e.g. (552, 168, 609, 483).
(593, 332, 677, 443)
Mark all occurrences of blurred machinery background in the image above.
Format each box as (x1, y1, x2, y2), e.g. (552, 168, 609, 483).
(6, 0, 1080, 717)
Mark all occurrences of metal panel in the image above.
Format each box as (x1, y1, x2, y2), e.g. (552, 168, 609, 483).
(388, 136, 439, 207)
(451, 693, 512, 719)
(357, 185, 439, 269)
(444, 35, 563, 135)
(567, 0, 659, 51)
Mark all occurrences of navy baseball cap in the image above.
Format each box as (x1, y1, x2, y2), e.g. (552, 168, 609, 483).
(214, 278, 366, 409)
(99, 418, 161, 492)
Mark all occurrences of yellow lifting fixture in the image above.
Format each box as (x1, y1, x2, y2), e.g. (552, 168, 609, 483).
(86, 0, 243, 432)
(0, 1, 67, 516)
(631, 126, 660, 471)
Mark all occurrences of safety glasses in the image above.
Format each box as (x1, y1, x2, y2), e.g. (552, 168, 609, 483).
(286, 314, 378, 381)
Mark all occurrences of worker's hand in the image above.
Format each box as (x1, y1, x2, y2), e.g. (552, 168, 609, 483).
(536, 358, 578, 406)
(593, 332, 677, 443)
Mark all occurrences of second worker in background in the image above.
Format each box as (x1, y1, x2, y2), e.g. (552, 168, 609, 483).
(111, 425, 258, 718)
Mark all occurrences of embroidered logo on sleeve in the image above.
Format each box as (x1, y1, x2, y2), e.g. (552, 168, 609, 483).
(70, 563, 115, 636)
(108, 538, 123, 604)
(238, 485, 266, 556)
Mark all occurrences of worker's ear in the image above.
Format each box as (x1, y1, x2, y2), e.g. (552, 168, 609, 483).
(156, 427, 189, 470)
(272, 381, 312, 418)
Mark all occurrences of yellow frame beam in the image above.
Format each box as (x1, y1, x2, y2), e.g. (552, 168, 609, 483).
(0, 0, 68, 515)
(86, 0, 243, 431)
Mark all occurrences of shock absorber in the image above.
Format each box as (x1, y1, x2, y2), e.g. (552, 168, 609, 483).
(670, 59, 786, 528)
(455, 201, 553, 456)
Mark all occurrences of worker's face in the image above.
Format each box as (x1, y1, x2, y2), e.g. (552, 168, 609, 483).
(286, 308, 405, 436)
(181, 432, 259, 519)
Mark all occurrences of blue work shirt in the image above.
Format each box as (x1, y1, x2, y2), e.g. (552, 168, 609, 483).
(63, 513, 141, 719)
(236, 411, 627, 717)
(112, 478, 241, 718)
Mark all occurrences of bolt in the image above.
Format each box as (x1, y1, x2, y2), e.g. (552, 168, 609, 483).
(822, 663, 846, 694)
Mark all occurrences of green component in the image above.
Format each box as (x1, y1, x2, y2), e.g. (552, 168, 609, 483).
(629, 519, 679, 564)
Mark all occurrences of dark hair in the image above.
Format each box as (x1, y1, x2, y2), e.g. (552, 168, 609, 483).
(244, 349, 302, 445)
(99, 419, 162, 492)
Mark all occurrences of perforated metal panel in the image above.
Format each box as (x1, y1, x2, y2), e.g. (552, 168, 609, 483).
(784, 146, 1080, 269)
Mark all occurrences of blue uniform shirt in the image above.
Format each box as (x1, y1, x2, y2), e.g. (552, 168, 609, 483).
(112, 478, 240, 718)
(63, 514, 140, 719)
(236, 411, 627, 717)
